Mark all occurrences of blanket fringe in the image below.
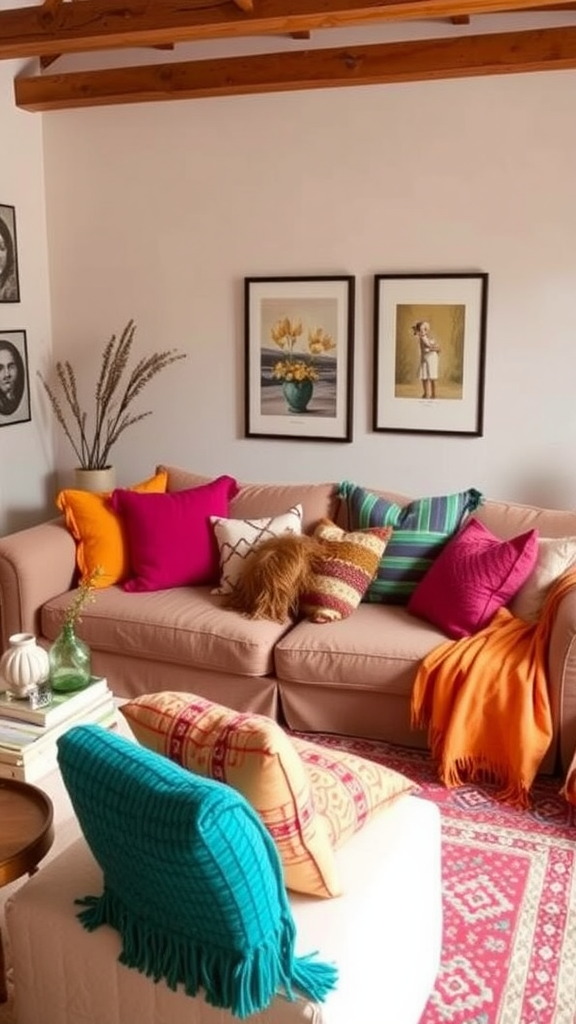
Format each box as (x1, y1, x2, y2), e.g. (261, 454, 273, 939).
(75, 889, 337, 1019)
(436, 750, 531, 808)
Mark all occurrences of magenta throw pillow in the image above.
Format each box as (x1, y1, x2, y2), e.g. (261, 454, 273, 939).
(407, 517, 539, 639)
(110, 475, 238, 592)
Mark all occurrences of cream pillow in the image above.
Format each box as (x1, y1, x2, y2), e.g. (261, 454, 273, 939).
(210, 504, 303, 595)
(509, 536, 576, 622)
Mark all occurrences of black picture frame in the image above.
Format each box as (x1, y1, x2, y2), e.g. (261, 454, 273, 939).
(245, 275, 355, 442)
(0, 330, 31, 427)
(0, 204, 21, 304)
(373, 272, 489, 437)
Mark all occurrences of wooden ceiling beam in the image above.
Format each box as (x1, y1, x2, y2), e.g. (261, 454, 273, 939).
(14, 25, 576, 111)
(0, 0, 570, 60)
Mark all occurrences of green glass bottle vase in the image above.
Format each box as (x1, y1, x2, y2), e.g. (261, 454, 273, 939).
(49, 622, 92, 693)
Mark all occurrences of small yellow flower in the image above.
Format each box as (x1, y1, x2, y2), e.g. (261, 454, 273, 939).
(269, 316, 334, 386)
(308, 327, 336, 355)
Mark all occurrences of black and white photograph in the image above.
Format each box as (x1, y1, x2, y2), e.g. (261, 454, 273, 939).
(0, 203, 21, 303)
(0, 330, 31, 427)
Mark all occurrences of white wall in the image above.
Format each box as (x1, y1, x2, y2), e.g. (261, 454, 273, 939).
(0, 59, 53, 534)
(37, 38, 576, 508)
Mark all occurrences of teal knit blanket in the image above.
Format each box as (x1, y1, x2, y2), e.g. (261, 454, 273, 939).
(57, 724, 337, 1019)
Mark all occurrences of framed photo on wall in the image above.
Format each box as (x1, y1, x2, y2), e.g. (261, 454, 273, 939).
(0, 330, 31, 427)
(373, 272, 488, 436)
(0, 204, 21, 303)
(245, 275, 355, 442)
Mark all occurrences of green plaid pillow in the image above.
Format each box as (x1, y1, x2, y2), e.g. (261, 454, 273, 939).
(338, 482, 483, 604)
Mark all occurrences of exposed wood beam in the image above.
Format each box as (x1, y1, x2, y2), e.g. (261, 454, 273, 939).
(15, 25, 576, 111)
(0, 0, 570, 60)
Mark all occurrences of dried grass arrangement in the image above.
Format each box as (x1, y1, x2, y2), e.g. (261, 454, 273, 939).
(37, 319, 187, 470)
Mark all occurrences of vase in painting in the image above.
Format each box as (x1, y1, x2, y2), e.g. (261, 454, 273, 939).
(282, 380, 314, 413)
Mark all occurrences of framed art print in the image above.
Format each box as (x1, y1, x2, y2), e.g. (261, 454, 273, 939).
(373, 272, 488, 436)
(0, 330, 31, 427)
(0, 204, 21, 303)
(245, 275, 355, 442)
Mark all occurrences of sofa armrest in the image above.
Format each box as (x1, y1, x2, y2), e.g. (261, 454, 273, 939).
(0, 518, 77, 650)
(548, 586, 576, 774)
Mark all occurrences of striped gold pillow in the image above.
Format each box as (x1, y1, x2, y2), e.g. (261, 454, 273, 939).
(299, 519, 393, 623)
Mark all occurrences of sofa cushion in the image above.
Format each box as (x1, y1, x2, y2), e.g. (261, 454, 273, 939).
(56, 724, 336, 1016)
(275, 603, 445, 694)
(56, 470, 168, 588)
(157, 465, 338, 534)
(210, 505, 303, 596)
(42, 585, 290, 677)
(299, 520, 393, 623)
(337, 481, 483, 604)
(120, 692, 416, 898)
(408, 518, 539, 639)
(509, 535, 576, 622)
(110, 475, 238, 591)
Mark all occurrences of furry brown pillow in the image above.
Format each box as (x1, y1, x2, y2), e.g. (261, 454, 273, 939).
(227, 533, 326, 623)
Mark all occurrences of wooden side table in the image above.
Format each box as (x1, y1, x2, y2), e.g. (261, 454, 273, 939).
(0, 778, 54, 1003)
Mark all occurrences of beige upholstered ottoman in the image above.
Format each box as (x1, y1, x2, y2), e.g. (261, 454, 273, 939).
(7, 794, 442, 1024)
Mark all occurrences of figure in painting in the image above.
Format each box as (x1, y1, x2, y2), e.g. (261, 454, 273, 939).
(413, 320, 440, 400)
(0, 339, 24, 416)
(0, 216, 18, 302)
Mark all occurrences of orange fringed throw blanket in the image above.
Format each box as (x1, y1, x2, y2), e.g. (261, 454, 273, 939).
(411, 567, 576, 807)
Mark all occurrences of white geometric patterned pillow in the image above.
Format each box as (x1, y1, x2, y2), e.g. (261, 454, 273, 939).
(210, 504, 303, 596)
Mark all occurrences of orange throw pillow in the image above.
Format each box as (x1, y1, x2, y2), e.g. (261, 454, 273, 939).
(56, 470, 168, 588)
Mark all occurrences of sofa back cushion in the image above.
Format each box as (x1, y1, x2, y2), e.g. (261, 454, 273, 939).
(157, 465, 337, 534)
(474, 500, 576, 540)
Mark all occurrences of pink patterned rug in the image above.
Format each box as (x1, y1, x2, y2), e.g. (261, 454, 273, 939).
(298, 733, 576, 1024)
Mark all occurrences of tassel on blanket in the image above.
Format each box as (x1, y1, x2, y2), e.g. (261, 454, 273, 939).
(411, 567, 576, 807)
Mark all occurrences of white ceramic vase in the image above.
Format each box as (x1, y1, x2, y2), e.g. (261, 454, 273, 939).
(0, 632, 50, 698)
(73, 467, 116, 493)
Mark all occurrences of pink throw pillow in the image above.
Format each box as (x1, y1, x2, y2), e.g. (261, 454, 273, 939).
(407, 517, 538, 639)
(110, 475, 238, 592)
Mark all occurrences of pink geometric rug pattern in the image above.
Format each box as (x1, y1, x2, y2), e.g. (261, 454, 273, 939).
(296, 733, 576, 1024)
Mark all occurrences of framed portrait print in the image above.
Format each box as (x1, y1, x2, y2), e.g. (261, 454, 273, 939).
(373, 272, 488, 436)
(245, 275, 355, 442)
(0, 330, 31, 427)
(0, 204, 21, 303)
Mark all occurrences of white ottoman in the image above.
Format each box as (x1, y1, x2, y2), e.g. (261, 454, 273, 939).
(7, 794, 442, 1024)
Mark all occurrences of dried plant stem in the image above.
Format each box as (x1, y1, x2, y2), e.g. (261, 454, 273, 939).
(37, 319, 187, 470)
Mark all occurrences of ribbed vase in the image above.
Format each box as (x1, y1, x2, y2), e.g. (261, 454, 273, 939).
(0, 632, 50, 698)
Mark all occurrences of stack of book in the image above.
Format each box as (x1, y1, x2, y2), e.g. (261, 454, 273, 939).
(0, 676, 116, 782)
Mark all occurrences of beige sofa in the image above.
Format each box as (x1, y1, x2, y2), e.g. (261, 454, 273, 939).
(1, 464, 576, 772)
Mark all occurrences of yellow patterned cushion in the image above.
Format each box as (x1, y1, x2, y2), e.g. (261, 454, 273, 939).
(291, 734, 417, 848)
(299, 519, 394, 623)
(56, 470, 168, 588)
(120, 691, 416, 899)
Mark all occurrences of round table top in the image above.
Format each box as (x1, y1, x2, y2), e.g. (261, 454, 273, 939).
(0, 778, 54, 887)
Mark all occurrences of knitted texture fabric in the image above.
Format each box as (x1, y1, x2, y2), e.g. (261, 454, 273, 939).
(57, 725, 337, 1019)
